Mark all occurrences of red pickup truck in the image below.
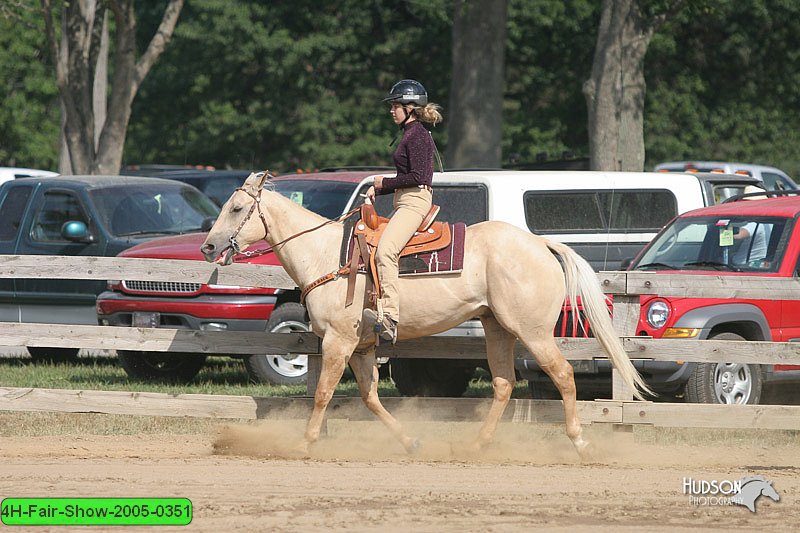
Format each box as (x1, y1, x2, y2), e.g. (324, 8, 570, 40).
(518, 191, 800, 404)
(96, 170, 385, 384)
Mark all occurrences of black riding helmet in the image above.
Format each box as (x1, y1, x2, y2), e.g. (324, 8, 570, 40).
(382, 79, 428, 106)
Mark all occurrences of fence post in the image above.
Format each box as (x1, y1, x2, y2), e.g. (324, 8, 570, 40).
(611, 295, 639, 401)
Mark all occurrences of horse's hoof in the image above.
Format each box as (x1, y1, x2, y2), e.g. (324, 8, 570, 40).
(293, 441, 311, 458)
(575, 440, 596, 462)
(404, 438, 421, 454)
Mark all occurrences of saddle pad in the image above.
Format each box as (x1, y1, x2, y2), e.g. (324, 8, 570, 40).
(341, 222, 466, 276)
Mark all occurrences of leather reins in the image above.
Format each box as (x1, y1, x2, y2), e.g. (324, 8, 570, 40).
(224, 181, 360, 261)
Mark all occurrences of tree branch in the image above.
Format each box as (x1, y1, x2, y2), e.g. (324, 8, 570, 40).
(134, 0, 184, 90)
(40, 0, 66, 89)
(87, 0, 107, 91)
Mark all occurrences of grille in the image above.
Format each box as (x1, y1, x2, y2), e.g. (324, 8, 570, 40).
(123, 280, 202, 294)
(554, 309, 593, 338)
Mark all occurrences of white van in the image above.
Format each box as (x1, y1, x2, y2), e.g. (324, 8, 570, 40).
(654, 161, 797, 191)
(0, 167, 58, 185)
(423, 170, 761, 271)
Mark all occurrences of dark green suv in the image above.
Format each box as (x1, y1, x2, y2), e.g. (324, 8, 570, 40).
(0, 175, 219, 362)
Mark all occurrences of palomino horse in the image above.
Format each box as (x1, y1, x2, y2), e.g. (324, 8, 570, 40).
(201, 172, 651, 459)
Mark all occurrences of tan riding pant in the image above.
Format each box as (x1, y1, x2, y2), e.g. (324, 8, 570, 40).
(376, 186, 433, 322)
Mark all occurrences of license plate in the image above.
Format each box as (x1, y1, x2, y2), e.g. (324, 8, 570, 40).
(133, 312, 160, 328)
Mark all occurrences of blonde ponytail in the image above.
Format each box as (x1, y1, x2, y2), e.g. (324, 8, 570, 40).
(413, 103, 443, 125)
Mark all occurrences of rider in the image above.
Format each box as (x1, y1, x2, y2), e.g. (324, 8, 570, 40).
(364, 79, 443, 343)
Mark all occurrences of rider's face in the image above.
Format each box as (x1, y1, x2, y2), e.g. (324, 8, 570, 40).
(389, 103, 411, 125)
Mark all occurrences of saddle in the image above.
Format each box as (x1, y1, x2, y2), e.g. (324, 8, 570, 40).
(344, 202, 451, 306)
(300, 202, 463, 306)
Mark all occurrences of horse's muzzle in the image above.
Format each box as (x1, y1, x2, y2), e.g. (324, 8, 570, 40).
(200, 242, 235, 265)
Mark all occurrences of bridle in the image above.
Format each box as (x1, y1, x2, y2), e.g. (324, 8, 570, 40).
(221, 171, 360, 261)
(227, 184, 270, 257)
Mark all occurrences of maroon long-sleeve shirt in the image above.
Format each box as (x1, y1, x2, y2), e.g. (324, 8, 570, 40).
(378, 120, 434, 194)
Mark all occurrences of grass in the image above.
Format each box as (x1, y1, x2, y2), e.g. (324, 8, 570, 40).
(0, 353, 530, 399)
(2, 354, 799, 446)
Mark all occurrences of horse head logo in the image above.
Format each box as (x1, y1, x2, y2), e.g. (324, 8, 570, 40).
(731, 476, 780, 513)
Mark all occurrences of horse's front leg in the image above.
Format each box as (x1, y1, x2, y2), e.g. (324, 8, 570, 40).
(300, 333, 356, 454)
(349, 350, 419, 453)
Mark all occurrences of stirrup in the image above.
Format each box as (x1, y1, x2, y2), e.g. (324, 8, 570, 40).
(362, 309, 398, 345)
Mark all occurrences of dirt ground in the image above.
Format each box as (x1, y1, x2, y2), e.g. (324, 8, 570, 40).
(1, 414, 798, 533)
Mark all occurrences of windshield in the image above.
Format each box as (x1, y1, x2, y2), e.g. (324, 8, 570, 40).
(273, 179, 356, 219)
(91, 184, 219, 237)
(632, 215, 790, 273)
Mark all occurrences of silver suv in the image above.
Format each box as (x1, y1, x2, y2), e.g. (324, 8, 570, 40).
(654, 161, 797, 191)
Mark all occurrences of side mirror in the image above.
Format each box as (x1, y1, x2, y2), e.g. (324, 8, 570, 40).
(61, 220, 93, 243)
(620, 257, 633, 270)
(201, 216, 217, 232)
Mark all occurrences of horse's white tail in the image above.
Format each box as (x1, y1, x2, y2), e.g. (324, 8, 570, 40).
(545, 240, 653, 400)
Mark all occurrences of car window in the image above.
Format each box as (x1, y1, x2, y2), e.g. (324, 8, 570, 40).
(353, 184, 489, 226)
(524, 190, 677, 233)
(712, 184, 752, 204)
(90, 185, 219, 237)
(0, 186, 33, 241)
(31, 191, 88, 242)
(633, 216, 790, 272)
(760, 171, 795, 191)
(183, 177, 244, 207)
(273, 180, 358, 219)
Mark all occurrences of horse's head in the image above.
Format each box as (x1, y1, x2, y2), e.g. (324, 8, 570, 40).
(201, 170, 272, 265)
(760, 480, 780, 502)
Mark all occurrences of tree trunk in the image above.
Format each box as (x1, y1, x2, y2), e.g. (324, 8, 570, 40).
(42, 0, 184, 175)
(446, 0, 507, 169)
(59, 4, 107, 175)
(583, 0, 654, 171)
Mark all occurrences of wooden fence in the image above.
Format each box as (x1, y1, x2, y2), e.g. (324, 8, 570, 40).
(1, 255, 800, 430)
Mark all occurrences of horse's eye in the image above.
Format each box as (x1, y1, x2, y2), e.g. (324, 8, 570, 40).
(232, 204, 243, 213)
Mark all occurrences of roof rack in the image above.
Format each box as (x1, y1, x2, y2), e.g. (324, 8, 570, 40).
(722, 190, 800, 203)
(317, 166, 395, 172)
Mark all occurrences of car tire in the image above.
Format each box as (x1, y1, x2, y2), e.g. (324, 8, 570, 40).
(244, 303, 310, 385)
(27, 347, 80, 364)
(684, 332, 763, 404)
(117, 350, 207, 383)
(389, 358, 473, 397)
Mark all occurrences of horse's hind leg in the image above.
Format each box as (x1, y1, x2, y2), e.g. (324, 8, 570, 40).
(301, 333, 356, 454)
(349, 349, 419, 453)
(473, 315, 518, 450)
(522, 336, 591, 459)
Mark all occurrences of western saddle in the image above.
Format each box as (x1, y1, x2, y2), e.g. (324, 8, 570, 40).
(300, 202, 452, 306)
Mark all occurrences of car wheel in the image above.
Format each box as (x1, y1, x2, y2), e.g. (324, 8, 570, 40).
(27, 347, 80, 364)
(390, 358, 473, 397)
(117, 350, 207, 383)
(244, 303, 310, 385)
(684, 332, 763, 404)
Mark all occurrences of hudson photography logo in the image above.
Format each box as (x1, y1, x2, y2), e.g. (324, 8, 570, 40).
(683, 476, 781, 512)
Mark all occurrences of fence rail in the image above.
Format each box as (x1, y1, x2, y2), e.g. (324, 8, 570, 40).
(1, 255, 800, 431)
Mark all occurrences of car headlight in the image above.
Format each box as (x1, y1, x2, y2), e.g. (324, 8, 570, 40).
(646, 300, 670, 329)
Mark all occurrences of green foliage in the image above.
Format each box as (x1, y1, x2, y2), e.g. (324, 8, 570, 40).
(126, 0, 451, 172)
(0, 7, 59, 169)
(3, 0, 800, 178)
(504, 0, 597, 163)
(645, 0, 800, 176)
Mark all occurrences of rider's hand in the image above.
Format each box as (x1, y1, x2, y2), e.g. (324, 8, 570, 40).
(374, 175, 384, 190)
(366, 186, 376, 203)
